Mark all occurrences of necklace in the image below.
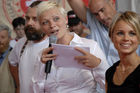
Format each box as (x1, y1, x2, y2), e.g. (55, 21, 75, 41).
(113, 65, 133, 85)
(118, 64, 132, 73)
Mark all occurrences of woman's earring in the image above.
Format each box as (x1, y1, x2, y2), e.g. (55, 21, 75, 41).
(66, 24, 69, 29)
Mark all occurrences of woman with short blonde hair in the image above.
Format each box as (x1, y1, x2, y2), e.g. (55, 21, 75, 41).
(32, 1, 109, 93)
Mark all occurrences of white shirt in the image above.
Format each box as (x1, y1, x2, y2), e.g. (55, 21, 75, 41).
(10, 39, 17, 48)
(32, 33, 109, 93)
(8, 36, 49, 93)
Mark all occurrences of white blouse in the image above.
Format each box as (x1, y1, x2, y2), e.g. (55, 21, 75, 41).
(32, 33, 109, 93)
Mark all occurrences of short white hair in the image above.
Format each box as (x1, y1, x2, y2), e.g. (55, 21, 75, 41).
(37, 1, 66, 18)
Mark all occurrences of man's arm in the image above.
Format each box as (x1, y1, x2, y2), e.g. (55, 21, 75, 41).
(9, 64, 19, 93)
(67, 0, 87, 23)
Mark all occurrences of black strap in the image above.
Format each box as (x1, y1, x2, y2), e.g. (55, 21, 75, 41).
(20, 40, 28, 57)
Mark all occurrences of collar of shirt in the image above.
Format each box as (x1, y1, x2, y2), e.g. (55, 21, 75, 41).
(69, 32, 83, 45)
(0, 47, 11, 66)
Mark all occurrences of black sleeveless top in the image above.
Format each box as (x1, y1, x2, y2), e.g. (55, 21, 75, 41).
(106, 61, 140, 93)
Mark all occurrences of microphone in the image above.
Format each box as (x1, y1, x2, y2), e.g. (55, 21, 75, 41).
(45, 35, 57, 79)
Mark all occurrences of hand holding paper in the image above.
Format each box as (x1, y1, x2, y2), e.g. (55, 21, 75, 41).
(52, 44, 92, 70)
(75, 47, 101, 68)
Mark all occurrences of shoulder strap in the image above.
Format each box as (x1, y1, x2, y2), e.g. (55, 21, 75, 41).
(20, 40, 28, 57)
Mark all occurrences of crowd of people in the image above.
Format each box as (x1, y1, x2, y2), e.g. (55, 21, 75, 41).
(0, 0, 139, 93)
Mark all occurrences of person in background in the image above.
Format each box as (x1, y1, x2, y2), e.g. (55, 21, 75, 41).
(67, 10, 90, 38)
(31, 1, 109, 93)
(106, 11, 140, 93)
(8, 1, 49, 93)
(0, 24, 15, 93)
(10, 17, 25, 48)
(67, 0, 140, 66)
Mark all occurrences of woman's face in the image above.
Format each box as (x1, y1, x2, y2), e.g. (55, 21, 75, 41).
(112, 20, 139, 55)
(39, 7, 67, 39)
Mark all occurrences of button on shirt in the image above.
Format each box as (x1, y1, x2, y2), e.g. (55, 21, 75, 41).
(32, 33, 109, 93)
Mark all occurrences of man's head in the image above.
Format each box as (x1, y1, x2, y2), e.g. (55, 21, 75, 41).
(24, 1, 46, 41)
(89, 0, 117, 27)
(0, 24, 11, 54)
(67, 10, 84, 36)
(12, 17, 25, 39)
